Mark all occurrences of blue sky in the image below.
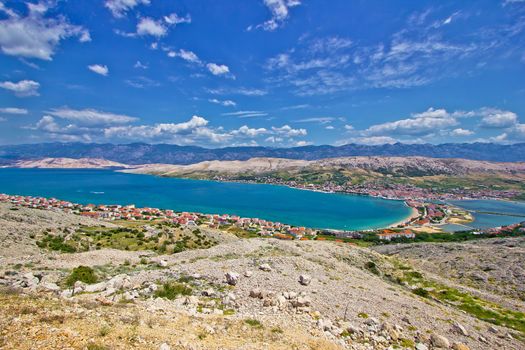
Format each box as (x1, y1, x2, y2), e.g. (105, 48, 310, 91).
(0, 0, 524, 147)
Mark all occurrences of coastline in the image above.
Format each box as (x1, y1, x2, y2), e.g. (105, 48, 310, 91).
(389, 205, 419, 228)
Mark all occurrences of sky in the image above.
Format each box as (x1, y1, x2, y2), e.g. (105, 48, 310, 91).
(0, 0, 524, 147)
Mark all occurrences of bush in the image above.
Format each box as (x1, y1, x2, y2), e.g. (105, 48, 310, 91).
(154, 282, 192, 300)
(244, 319, 263, 328)
(412, 288, 430, 298)
(365, 261, 380, 275)
(65, 266, 98, 287)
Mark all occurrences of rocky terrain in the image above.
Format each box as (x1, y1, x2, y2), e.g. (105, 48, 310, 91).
(1, 203, 524, 349)
(374, 238, 525, 306)
(6, 157, 130, 169)
(125, 156, 525, 178)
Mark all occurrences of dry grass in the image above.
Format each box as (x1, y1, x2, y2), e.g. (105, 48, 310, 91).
(0, 292, 343, 350)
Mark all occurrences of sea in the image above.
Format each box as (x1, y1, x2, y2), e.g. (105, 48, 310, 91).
(0, 168, 413, 231)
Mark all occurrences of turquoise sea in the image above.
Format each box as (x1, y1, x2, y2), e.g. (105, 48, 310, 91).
(0, 168, 412, 231)
(448, 199, 525, 230)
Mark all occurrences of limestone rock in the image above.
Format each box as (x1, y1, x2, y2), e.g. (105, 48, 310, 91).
(431, 334, 450, 348)
(225, 271, 240, 286)
(299, 274, 312, 286)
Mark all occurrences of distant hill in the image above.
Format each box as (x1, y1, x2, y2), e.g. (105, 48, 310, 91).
(1, 142, 525, 164)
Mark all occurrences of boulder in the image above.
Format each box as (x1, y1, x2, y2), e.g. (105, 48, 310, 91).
(39, 282, 60, 292)
(452, 322, 468, 337)
(415, 344, 428, 350)
(452, 343, 470, 350)
(259, 263, 272, 272)
(292, 296, 311, 307)
(159, 343, 171, 350)
(244, 270, 253, 277)
(249, 288, 264, 299)
(225, 272, 240, 286)
(84, 282, 107, 293)
(431, 334, 450, 348)
(158, 260, 168, 268)
(299, 274, 312, 286)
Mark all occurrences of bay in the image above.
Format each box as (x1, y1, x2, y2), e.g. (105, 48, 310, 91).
(0, 168, 412, 231)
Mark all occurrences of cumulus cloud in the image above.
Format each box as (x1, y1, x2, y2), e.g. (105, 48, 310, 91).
(479, 108, 518, 128)
(88, 64, 109, 76)
(47, 108, 138, 126)
(0, 2, 90, 60)
(364, 108, 458, 136)
(168, 49, 201, 63)
(252, 0, 301, 31)
(206, 63, 230, 76)
(450, 128, 474, 136)
(0, 107, 28, 115)
(0, 80, 40, 97)
(272, 124, 307, 137)
(105, 0, 150, 18)
(120, 12, 191, 38)
(137, 17, 167, 37)
(231, 125, 268, 137)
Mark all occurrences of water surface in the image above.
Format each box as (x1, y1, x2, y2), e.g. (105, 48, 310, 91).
(0, 168, 412, 230)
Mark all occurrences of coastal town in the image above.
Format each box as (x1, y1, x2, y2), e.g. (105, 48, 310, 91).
(213, 176, 522, 201)
(1, 193, 522, 244)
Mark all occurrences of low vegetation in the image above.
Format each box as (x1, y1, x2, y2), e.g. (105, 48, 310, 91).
(36, 222, 217, 254)
(154, 281, 193, 300)
(65, 266, 98, 287)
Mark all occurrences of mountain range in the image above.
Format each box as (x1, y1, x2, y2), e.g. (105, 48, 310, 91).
(1, 142, 525, 165)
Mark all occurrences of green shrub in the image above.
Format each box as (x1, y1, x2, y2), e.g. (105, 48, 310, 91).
(412, 288, 429, 298)
(154, 282, 192, 300)
(244, 319, 262, 328)
(65, 266, 98, 287)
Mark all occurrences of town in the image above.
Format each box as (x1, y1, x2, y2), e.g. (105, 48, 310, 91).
(212, 176, 522, 201)
(1, 193, 522, 244)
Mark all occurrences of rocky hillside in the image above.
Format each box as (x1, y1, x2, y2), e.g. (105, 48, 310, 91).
(126, 156, 525, 178)
(1, 203, 524, 349)
(7, 157, 130, 169)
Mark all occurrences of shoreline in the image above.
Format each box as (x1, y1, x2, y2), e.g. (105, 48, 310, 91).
(389, 206, 420, 228)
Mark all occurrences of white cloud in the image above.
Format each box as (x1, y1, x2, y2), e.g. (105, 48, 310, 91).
(137, 17, 167, 37)
(88, 64, 109, 76)
(0, 2, 90, 60)
(450, 128, 474, 136)
(325, 125, 335, 130)
(272, 124, 307, 137)
(206, 63, 230, 76)
(208, 98, 236, 107)
(254, 0, 301, 31)
(222, 111, 268, 118)
(295, 117, 334, 124)
(295, 140, 312, 146)
(0, 80, 40, 97)
(0, 107, 28, 115)
(479, 108, 518, 128)
(105, 0, 150, 18)
(344, 124, 355, 131)
(134, 61, 148, 69)
(125, 76, 160, 89)
(47, 108, 138, 126)
(364, 108, 458, 136)
(231, 125, 268, 137)
(164, 13, 191, 25)
(208, 87, 268, 96)
(168, 49, 201, 63)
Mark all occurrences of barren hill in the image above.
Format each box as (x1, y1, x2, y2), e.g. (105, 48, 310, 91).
(1, 203, 524, 349)
(125, 156, 525, 177)
(8, 157, 130, 169)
